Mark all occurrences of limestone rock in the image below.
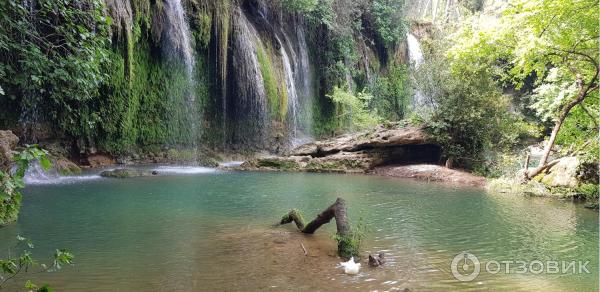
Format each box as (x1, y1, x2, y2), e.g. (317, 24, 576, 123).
(241, 123, 439, 174)
(540, 157, 580, 188)
(86, 154, 117, 167)
(373, 164, 486, 188)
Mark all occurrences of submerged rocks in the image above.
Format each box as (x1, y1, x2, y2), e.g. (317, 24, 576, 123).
(241, 124, 440, 173)
(100, 168, 158, 178)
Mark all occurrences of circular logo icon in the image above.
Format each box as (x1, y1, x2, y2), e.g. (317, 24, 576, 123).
(451, 252, 480, 282)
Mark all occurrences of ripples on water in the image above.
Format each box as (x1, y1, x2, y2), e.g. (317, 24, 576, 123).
(1, 171, 597, 291)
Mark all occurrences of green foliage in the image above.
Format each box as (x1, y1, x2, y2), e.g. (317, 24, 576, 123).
(415, 52, 526, 169)
(0, 0, 110, 139)
(191, 11, 212, 49)
(327, 87, 381, 132)
(333, 218, 366, 259)
(1, 236, 73, 291)
(370, 64, 410, 120)
(280, 0, 334, 28)
(280, 0, 318, 13)
(577, 183, 599, 209)
(449, 0, 599, 168)
(0, 146, 49, 226)
(371, 0, 406, 48)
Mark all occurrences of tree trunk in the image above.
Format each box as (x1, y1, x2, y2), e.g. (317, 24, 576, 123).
(445, 158, 453, 169)
(526, 76, 598, 179)
(280, 198, 353, 258)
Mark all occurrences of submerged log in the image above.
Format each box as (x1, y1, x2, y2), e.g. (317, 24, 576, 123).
(280, 198, 356, 259)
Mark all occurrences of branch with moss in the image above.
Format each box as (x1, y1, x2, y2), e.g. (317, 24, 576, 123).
(280, 198, 362, 259)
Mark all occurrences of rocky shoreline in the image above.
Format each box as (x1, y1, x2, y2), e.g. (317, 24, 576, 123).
(237, 123, 487, 188)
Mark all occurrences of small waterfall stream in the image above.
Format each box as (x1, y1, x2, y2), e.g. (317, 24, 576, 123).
(162, 0, 201, 152)
(278, 19, 314, 146)
(163, 0, 195, 93)
(407, 33, 424, 67)
(407, 33, 426, 109)
(230, 8, 269, 146)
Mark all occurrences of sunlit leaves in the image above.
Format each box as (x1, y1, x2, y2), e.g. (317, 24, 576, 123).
(1, 235, 73, 290)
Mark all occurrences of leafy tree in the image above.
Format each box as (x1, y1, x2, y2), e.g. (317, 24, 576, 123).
(371, 0, 406, 48)
(0, 0, 110, 141)
(370, 64, 411, 120)
(415, 53, 524, 169)
(327, 87, 381, 131)
(449, 0, 599, 177)
(280, 0, 334, 28)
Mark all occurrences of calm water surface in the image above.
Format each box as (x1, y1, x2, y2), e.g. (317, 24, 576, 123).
(0, 170, 597, 291)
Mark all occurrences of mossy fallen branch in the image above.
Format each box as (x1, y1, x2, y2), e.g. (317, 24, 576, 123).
(280, 198, 359, 259)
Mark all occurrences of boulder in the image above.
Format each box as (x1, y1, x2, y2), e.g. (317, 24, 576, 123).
(100, 168, 158, 178)
(291, 124, 431, 157)
(373, 164, 486, 188)
(0, 130, 19, 172)
(86, 154, 117, 167)
(240, 123, 439, 174)
(53, 157, 82, 175)
(540, 157, 580, 188)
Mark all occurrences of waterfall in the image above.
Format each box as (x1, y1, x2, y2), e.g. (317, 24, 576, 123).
(407, 33, 424, 67)
(277, 20, 314, 146)
(163, 0, 195, 93)
(294, 20, 314, 145)
(161, 0, 201, 152)
(407, 33, 427, 109)
(230, 8, 269, 146)
(280, 42, 299, 136)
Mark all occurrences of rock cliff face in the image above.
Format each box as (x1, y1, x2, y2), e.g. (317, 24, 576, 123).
(241, 124, 441, 173)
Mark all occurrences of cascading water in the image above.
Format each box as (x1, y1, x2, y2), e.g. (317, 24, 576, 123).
(229, 8, 269, 146)
(275, 32, 300, 137)
(407, 33, 424, 67)
(293, 21, 314, 146)
(161, 0, 201, 152)
(407, 33, 427, 108)
(163, 0, 195, 92)
(277, 20, 314, 147)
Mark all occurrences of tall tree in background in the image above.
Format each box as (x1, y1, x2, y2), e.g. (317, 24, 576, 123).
(450, 0, 599, 178)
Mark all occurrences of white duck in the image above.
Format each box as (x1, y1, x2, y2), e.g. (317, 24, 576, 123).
(340, 257, 361, 275)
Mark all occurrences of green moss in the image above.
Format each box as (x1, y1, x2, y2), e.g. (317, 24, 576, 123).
(305, 159, 362, 172)
(280, 208, 306, 229)
(257, 158, 299, 170)
(100, 168, 153, 178)
(165, 149, 197, 162)
(333, 218, 365, 260)
(279, 78, 288, 120)
(257, 45, 281, 119)
(193, 11, 212, 49)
